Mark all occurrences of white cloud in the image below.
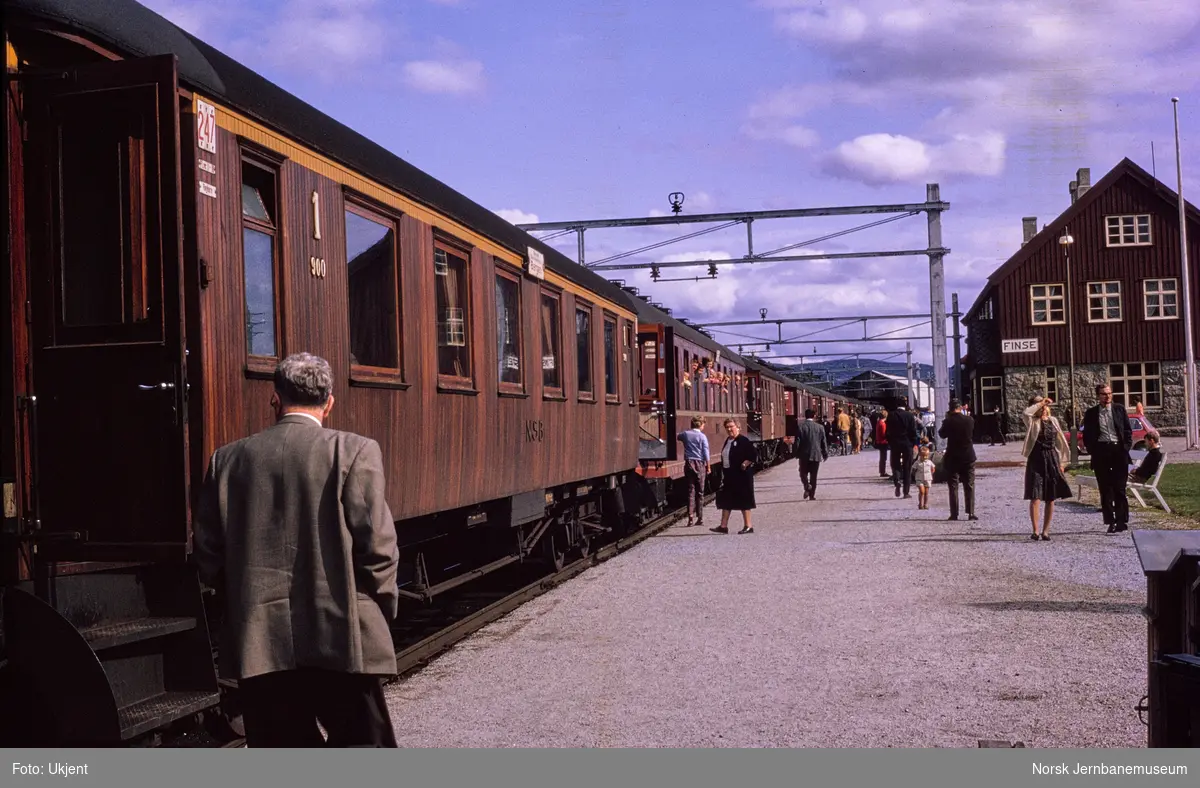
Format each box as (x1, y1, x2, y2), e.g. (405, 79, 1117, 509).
(260, 0, 391, 78)
(749, 1, 1200, 148)
(402, 60, 485, 94)
(741, 121, 820, 148)
(495, 209, 539, 225)
(826, 131, 1005, 185)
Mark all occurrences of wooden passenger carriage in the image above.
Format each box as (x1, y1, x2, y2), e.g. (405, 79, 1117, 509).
(0, 0, 645, 745)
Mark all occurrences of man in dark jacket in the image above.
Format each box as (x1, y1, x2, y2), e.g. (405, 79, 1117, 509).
(1082, 383, 1132, 532)
(938, 398, 978, 521)
(885, 401, 921, 499)
(794, 409, 828, 500)
(193, 352, 400, 747)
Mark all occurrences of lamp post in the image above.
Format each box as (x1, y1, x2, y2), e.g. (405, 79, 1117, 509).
(1173, 97, 1197, 450)
(1060, 230, 1079, 464)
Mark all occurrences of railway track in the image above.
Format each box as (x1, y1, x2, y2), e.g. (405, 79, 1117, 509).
(198, 493, 712, 748)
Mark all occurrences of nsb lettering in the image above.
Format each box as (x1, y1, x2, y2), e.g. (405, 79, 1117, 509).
(525, 420, 544, 442)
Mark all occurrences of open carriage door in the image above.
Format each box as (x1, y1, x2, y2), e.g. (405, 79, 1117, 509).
(24, 55, 189, 563)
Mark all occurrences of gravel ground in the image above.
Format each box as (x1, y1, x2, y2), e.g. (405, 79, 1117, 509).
(383, 442, 1172, 748)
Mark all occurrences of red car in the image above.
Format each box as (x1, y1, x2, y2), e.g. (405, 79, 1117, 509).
(1074, 415, 1151, 455)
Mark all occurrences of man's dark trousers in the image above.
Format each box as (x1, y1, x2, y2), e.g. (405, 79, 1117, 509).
(799, 459, 820, 498)
(946, 460, 975, 519)
(1094, 444, 1130, 526)
(891, 444, 914, 496)
(877, 446, 888, 476)
(239, 667, 398, 747)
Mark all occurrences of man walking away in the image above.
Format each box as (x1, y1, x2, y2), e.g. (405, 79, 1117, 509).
(939, 398, 978, 521)
(678, 416, 711, 526)
(886, 401, 921, 499)
(835, 408, 851, 454)
(874, 408, 889, 477)
(193, 353, 400, 747)
(1082, 383, 1132, 533)
(794, 409, 828, 500)
(989, 406, 1008, 446)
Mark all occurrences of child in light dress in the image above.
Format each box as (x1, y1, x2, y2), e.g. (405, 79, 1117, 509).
(914, 445, 936, 510)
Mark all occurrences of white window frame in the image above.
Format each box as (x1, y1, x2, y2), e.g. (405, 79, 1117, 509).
(1045, 367, 1057, 402)
(1109, 362, 1162, 410)
(1029, 283, 1065, 325)
(1143, 278, 1179, 321)
(1086, 280, 1122, 323)
(1105, 214, 1151, 247)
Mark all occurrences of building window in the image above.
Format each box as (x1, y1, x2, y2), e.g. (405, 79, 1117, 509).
(603, 315, 618, 401)
(1144, 279, 1179, 320)
(1087, 280, 1122, 323)
(540, 291, 561, 393)
(241, 158, 280, 359)
(980, 376, 1002, 414)
(1045, 368, 1057, 402)
(1110, 362, 1161, 409)
(1106, 214, 1151, 247)
(1030, 284, 1065, 325)
(576, 306, 593, 398)
(495, 271, 522, 390)
(434, 240, 471, 382)
(344, 202, 400, 375)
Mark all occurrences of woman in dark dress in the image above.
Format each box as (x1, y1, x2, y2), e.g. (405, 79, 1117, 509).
(1021, 395, 1072, 541)
(711, 418, 758, 535)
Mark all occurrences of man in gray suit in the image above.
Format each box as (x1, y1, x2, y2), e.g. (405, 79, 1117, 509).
(795, 409, 829, 500)
(193, 353, 400, 747)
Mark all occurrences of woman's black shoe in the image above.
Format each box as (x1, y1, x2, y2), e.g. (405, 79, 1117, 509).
(1030, 533, 1040, 541)
(738, 526, 753, 534)
(710, 526, 728, 534)
(1040, 533, 1051, 541)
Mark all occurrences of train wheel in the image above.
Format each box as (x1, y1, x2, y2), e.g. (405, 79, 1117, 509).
(576, 533, 592, 561)
(543, 531, 566, 572)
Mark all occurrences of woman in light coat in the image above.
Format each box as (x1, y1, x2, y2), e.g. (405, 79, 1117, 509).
(1021, 395, 1072, 541)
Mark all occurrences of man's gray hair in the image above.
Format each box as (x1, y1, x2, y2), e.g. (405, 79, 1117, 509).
(274, 352, 333, 406)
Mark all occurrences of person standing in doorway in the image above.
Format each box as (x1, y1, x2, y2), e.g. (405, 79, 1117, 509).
(794, 409, 828, 501)
(193, 352, 400, 747)
(677, 416, 711, 527)
(885, 401, 921, 499)
(1082, 383, 1132, 533)
(939, 398, 978, 521)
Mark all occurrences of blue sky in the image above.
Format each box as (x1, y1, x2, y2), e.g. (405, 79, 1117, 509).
(145, 0, 1200, 369)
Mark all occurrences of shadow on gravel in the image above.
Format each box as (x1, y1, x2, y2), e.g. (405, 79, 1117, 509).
(966, 600, 1143, 615)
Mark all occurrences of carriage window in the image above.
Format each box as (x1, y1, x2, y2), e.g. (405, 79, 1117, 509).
(242, 159, 279, 358)
(541, 292, 562, 392)
(576, 306, 593, 398)
(604, 316, 618, 400)
(495, 271, 522, 389)
(345, 204, 400, 372)
(435, 241, 471, 381)
(57, 98, 153, 328)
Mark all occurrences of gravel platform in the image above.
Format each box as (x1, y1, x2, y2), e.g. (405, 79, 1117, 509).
(383, 443, 1172, 748)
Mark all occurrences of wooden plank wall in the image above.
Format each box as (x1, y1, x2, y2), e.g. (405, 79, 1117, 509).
(997, 174, 1200, 367)
(194, 126, 638, 522)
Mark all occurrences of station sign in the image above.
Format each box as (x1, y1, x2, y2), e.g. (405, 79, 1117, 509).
(1001, 338, 1039, 353)
(527, 247, 545, 280)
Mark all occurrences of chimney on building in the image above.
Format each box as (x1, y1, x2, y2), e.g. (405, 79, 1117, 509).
(1069, 167, 1092, 204)
(1075, 167, 1091, 200)
(1022, 217, 1037, 246)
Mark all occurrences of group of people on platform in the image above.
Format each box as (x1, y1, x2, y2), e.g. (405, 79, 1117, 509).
(677, 382, 1167, 548)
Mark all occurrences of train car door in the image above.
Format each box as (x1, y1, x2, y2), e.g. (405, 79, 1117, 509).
(21, 55, 190, 563)
(637, 325, 666, 446)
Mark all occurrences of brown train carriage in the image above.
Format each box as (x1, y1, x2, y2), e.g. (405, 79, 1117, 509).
(740, 356, 796, 464)
(625, 290, 748, 500)
(1, 0, 645, 746)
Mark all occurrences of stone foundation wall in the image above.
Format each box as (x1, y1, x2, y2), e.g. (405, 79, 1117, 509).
(1000, 361, 1195, 435)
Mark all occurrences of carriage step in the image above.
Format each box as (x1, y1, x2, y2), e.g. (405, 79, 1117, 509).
(80, 616, 197, 651)
(119, 690, 220, 740)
